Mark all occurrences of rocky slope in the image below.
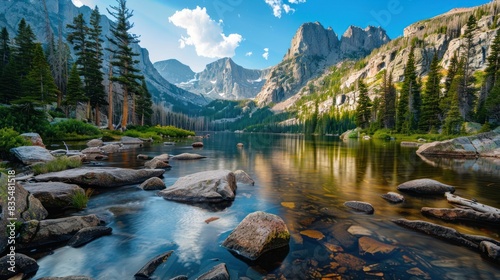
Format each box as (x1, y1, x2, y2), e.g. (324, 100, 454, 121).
(255, 22, 390, 106)
(156, 57, 270, 100)
(153, 59, 195, 84)
(0, 0, 206, 111)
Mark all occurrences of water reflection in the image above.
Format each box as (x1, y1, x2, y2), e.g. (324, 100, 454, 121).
(34, 133, 500, 279)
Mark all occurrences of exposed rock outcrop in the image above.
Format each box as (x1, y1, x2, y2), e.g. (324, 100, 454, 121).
(34, 167, 165, 188)
(67, 226, 112, 247)
(397, 179, 455, 195)
(222, 211, 290, 260)
(140, 177, 166, 190)
(21, 132, 45, 148)
(158, 170, 236, 203)
(233, 170, 255, 185)
(10, 146, 55, 165)
(21, 182, 85, 212)
(0, 253, 39, 279)
(135, 251, 174, 279)
(154, 59, 195, 84)
(421, 207, 500, 225)
(196, 263, 230, 280)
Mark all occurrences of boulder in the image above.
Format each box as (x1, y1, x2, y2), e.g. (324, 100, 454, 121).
(221, 211, 290, 260)
(21, 182, 85, 211)
(34, 167, 165, 188)
(397, 179, 455, 195)
(134, 251, 173, 279)
(67, 226, 112, 247)
(81, 147, 104, 154)
(480, 241, 500, 262)
(153, 154, 170, 162)
(196, 263, 229, 280)
(21, 132, 45, 148)
(140, 177, 166, 190)
(86, 139, 103, 147)
(121, 136, 144, 145)
(38, 277, 94, 280)
(171, 153, 207, 160)
(0, 253, 39, 279)
(358, 236, 397, 258)
(159, 170, 236, 203)
(170, 276, 188, 280)
(381, 192, 405, 203)
(192, 142, 204, 148)
(233, 170, 255, 185)
(421, 207, 500, 224)
(100, 144, 120, 154)
(10, 146, 55, 165)
(137, 154, 149, 160)
(19, 214, 101, 248)
(144, 158, 171, 169)
(0, 182, 48, 253)
(344, 201, 374, 214)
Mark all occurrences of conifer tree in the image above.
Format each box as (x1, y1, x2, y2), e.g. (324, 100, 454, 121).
(443, 58, 466, 134)
(107, 0, 142, 129)
(64, 63, 86, 116)
(485, 82, 500, 125)
(0, 27, 10, 69)
(0, 57, 21, 104)
(355, 79, 372, 129)
(477, 28, 500, 123)
(13, 18, 36, 82)
(460, 15, 477, 121)
(397, 46, 421, 133)
(88, 6, 106, 126)
(419, 53, 442, 132)
(382, 70, 396, 129)
(136, 78, 153, 126)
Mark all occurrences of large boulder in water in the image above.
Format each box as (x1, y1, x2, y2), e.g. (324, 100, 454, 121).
(196, 263, 229, 280)
(34, 167, 165, 188)
(67, 226, 112, 248)
(397, 179, 455, 195)
(158, 170, 236, 203)
(10, 146, 55, 165)
(221, 211, 290, 260)
(21, 182, 84, 211)
(0, 253, 39, 279)
(344, 201, 374, 214)
(171, 153, 206, 160)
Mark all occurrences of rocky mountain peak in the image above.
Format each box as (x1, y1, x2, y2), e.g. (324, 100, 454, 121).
(340, 25, 390, 58)
(153, 59, 195, 84)
(285, 21, 340, 60)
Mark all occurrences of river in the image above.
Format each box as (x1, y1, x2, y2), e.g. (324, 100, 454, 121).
(34, 133, 500, 279)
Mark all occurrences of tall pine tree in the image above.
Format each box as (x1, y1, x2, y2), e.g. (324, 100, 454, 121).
(460, 15, 477, 121)
(64, 63, 86, 117)
(355, 79, 372, 129)
(88, 6, 106, 126)
(13, 19, 36, 84)
(443, 57, 466, 134)
(397, 46, 421, 134)
(136, 78, 153, 126)
(419, 53, 442, 132)
(0, 27, 10, 69)
(477, 28, 500, 123)
(382, 70, 396, 130)
(107, 0, 142, 129)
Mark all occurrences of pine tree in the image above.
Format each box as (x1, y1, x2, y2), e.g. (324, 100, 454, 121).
(443, 58, 466, 134)
(397, 46, 421, 133)
(477, 28, 500, 123)
(355, 79, 372, 129)
(136, 78, 153, 126)
(64, 63, 86, 117)
(382, 70, 396, 129)
(107, 0, 142, 129)
(13, 18, 36, 82)
(485, 82, 500, 125)
(460, 15, 477, 121)
(0, 57, 21, 104)
(0, 27, 10, 69)
(87, 6, 106, 126)
(419, 53, 442, 132)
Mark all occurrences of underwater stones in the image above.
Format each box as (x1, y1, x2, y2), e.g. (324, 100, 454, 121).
(343, 201, 374, 214)
(381, 192, 405, 203)
(134, 251, 174, 279)
(67, 226, 112, 248)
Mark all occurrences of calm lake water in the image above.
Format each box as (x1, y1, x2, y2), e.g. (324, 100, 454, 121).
(34, 133, 500, 279)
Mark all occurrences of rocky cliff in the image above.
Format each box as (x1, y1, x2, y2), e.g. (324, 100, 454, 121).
(0, 0, 206, 112)
(255, 22, 390, 106)
(153, 59, 195, 84)
(163, 57, 270, 100)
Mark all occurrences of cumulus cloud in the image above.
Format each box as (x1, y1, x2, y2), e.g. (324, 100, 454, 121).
(245, 52, 253, 56)
(262, 48, 269, 60)
(169, 6, 243, 58)
(72, 0, 84, 7)
(264, 0, 306, 18)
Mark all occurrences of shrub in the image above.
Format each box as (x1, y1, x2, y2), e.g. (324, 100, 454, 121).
(31, 156, 82, 175)
(45, 119, 101, 140)
(373, 129, 393, 140)
(0, 127, 32, 159)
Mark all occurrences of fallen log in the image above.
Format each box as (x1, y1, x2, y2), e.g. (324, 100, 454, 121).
(445, 192, 500, 214)
(421, 207, 500, 225)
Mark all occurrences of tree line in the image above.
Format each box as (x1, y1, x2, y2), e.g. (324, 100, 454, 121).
(0, 0, 153, 132)
(354, 15, 500, 135)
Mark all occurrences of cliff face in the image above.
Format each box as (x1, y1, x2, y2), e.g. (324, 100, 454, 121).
(153, 59, 195, 85)
(0, 0, 206, 112)
(158, 57, 270, 100)
(255, 22, 389, 106)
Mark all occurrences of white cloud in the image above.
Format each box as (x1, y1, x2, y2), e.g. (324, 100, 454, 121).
(245, 52, 253, 56)
(169, 6, 243, 58)
(262, 48, 269, 60)
(264, 0, 306, 18)
(72, 0, 83, 7)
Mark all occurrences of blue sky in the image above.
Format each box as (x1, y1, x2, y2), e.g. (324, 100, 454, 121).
(74, 0, 491, 72)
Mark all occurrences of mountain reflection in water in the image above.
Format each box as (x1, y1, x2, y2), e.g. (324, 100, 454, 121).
(35, 133, 500, 279)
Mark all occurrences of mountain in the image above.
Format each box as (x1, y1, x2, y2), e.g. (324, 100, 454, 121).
(255, 22, 390, 106)
(153, 59, 195, 84)
(155, 57, 270, 100)
(0, 0, 206, 115)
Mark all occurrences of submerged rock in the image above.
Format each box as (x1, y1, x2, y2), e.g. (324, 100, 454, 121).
(144, 158, 171, 169)
(21, 182, 85, 211)
(358, 236, 397, 258)
(381, 192, 405, 203)
(196, 263, 229, 280)
(67, 226, 112, 248)
(233, 170, 255, 185)
(344, 201, 374, 214)
(222, 211, 290, 260)
(140, 177, 166, 190)
(34, 167, 165, 188)
(134, 251, 173, 279)
(171, 153, 206, 160)
(421, 207, 500, 224)
(397, 179, 455, 195)
(158, 170, 236, 203)
(0, 253, 39, 279)
(10, 146, 55, 165)
(192, 142, 204, 148)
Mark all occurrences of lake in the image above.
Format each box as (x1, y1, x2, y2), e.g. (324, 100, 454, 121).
(34, 133, 500, 279)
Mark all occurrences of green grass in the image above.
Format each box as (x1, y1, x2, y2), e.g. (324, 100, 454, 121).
(32, 156, 82, 175)
(71, 189, 93, 210)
